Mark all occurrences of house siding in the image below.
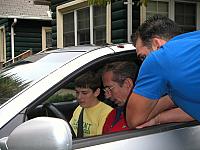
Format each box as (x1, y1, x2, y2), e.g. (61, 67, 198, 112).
(0, 18, 51, 60)
(51, 0, 68, 47)
(112, 0, 140, 43)
(111, 0, 127, 43)
(132, 0, 140, 34)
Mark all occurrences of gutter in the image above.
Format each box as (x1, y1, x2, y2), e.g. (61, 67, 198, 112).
(11, 18, 17, 62)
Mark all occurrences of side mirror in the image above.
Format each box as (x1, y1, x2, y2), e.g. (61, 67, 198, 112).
(5, 117, 72, 150)
(0, 137, 8, 150)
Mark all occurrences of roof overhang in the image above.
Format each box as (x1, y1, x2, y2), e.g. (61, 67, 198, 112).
(0, 15, 52, 21)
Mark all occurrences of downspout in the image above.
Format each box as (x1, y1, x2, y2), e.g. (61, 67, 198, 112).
(11, 18, 17, 62)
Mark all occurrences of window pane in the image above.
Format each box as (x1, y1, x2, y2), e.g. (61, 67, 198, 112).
(93, 6, 106, 45)
(146, 1, 168, 18)
(46, 31, 52, 48)
(63, 6, 106, 46)
(77, 7, 90, 45)
(158, 2, 168, 12)
(146, 1, 157, 12)
(63, 12, 75, 46)
(175, 2, 196, 32)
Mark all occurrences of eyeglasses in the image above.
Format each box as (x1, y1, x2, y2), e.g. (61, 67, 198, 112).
(103, 86, 114, 93)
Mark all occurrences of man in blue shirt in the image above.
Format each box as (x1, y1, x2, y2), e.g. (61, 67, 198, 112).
(127, 15, 199, 128)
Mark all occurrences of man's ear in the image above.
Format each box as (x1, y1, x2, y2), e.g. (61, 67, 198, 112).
(152, 37, 166, 50)
(94, 88, 100, 97)
(124, 78, 133, 89)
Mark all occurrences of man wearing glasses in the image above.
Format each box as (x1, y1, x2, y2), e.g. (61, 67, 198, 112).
(102, 60, 193, 133)
(102, 61, 138, 133)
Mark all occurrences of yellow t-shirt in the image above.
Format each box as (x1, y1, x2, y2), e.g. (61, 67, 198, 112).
(70, 101, 113, 137)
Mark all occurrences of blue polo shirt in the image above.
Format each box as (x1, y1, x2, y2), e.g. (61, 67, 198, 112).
(133, 30, 200, 121)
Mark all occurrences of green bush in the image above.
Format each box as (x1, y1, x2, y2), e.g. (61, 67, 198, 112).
(47, 93, 75, 103)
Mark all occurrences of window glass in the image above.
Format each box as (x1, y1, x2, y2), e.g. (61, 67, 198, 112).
(0, 51, 85, 105)
(63, 6, 106, 46)
(175, 2, 196, 32)
(63, 12, 75, 46)
(47, 83, 76, 103)
(46, 31, 52, 48)
(77, 7, 90, 45)
(146, 1, 168, 18)
(93, 6, 106, 45)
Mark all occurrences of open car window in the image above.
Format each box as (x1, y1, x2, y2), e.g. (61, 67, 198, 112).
(25, 50, 139, 138)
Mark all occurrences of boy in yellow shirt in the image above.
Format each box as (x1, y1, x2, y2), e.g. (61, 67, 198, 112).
(70, 71, 113, 138)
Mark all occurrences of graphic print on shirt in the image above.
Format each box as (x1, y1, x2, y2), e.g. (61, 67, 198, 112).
(71, 118, 92, 135)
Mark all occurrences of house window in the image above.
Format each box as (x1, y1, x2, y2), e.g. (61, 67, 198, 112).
(144, 0, 199, 31)
(0, 27, 6, 63)
(42, 27, 52, 50)
(77, 7, 90, 45)
(175, 2, 196, 32)
(146, 1, 169, 18)
(63, 6, 106, 46)
(63, 12, 75, 47)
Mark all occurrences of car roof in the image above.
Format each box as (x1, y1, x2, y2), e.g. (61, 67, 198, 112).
(16, 45, 101, 64)
(4, 44, 135, 67)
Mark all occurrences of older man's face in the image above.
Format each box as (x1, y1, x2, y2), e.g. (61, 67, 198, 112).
(102, 71, 129, 106)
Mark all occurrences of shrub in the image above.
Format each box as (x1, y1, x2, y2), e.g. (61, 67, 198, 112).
(47, 93, 75, 103)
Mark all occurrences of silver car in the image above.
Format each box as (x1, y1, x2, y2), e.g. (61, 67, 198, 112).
(0, 44, 199, 150)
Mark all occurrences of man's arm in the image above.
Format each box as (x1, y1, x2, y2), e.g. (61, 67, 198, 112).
(136, 108, 194, 129)
(126, 92, 158, 128)
(147, 95, 175, 120)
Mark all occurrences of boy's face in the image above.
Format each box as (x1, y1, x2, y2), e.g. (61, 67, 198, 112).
(75, 87, 98, 108)
(102, 71, 129, 107)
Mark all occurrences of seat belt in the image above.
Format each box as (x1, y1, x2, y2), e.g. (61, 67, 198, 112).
(77, 108, 84, 138)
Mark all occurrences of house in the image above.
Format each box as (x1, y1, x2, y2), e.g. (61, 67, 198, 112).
(41, 0, 200, 49)
(0, 0, 52, 64)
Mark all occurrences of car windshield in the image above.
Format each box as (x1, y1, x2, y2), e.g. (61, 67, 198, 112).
(0, 51, 85, 105)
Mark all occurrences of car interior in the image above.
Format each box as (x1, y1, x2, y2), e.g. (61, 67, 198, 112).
(23, 49, 199, 147)
(25, 50, 140, 134)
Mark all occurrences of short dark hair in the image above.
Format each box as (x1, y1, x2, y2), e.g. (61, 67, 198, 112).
(102, 61, 138, 86)
(75, 71, 101, 91)
(132, 14, 182, 49)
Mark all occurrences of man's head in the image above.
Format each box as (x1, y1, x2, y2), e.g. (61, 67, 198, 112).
(75, 71, 101, 108)
(132, 14, 182, 61)
(102, 61, 138, 106)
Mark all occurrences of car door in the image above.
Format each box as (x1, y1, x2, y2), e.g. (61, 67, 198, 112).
(1, 46, 200, 150)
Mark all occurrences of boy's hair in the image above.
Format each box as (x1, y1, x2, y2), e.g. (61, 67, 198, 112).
(102, 61, 138, 86)
(75, 71, 101, 91)
(132, 14, 182, 49)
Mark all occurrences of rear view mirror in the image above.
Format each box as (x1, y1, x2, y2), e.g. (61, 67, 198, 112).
(4, 117, 72, 150)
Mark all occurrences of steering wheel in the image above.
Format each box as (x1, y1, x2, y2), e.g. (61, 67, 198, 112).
(42, 103, 77, 138)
